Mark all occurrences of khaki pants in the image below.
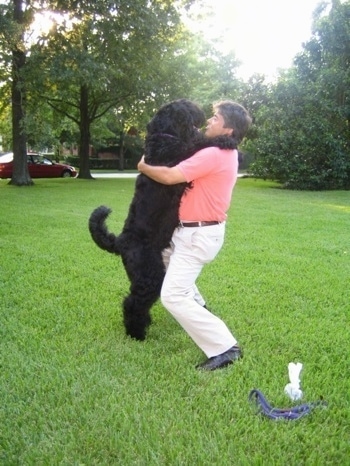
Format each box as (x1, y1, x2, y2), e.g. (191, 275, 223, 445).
(161, 223, 237, 358)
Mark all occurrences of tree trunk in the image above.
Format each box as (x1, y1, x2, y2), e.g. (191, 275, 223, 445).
(10, 0, 33, 186)
(119, 130, 124, 171)
(77, 84, 93, 179)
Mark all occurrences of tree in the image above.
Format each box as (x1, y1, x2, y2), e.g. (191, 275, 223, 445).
(0, 0, 33, 185)
(1, 0, 199, 180)
(0, 102, 12, 151)
(25, 0, 198, 178)
(248, 0, 350, 190)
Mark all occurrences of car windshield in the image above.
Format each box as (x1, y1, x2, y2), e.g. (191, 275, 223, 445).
(0, 153, 14, 163)
(31, 154, 53, 165)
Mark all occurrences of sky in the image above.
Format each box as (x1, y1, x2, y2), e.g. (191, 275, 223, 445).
(186, 0, 324, 81)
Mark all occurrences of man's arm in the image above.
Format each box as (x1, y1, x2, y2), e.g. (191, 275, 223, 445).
(137, 156, 186, 185)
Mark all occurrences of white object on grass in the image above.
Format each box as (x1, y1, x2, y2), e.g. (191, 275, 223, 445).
(284, 362, 303, 401)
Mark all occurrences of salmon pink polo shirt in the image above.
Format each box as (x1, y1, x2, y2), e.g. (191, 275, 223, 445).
(177, 146, 238, 222)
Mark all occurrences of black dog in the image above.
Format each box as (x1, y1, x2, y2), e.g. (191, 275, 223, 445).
(89, 99, 238, 341)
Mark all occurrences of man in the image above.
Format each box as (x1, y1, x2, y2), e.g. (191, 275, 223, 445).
(137, 100, 252, 371)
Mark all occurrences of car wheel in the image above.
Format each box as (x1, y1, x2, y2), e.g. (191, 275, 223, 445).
(62, 171, 72, 178)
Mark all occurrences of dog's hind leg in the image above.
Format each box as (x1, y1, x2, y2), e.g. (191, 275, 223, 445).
(123, 289, 160, 341)
(121, 246, 165, 340)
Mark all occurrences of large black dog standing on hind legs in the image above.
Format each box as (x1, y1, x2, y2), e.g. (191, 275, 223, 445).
(89, 99, 238, 341)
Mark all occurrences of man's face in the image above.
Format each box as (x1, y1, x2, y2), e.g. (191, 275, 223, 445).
(205, 111, 233, 138)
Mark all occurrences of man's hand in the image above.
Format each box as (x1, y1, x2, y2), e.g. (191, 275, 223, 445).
(137, 155, 146, 173)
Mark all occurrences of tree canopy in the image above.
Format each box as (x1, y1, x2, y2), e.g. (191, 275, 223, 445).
(1, 0, 350, 190)
(1, 0, 216, 182)
(247, 0, 350, 190)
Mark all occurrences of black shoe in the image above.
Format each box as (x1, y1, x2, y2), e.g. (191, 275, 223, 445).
(196, 345, 242, 371)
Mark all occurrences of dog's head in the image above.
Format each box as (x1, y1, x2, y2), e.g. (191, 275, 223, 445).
(146, 99, 206, 143)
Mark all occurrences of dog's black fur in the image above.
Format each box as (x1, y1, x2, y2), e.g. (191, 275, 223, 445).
(89, 99, 238, 341)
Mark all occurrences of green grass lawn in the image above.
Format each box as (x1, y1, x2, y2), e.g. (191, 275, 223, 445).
(1, 177, 349, 465)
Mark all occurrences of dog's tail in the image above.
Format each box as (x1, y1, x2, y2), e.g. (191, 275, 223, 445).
(88, 205, 122, 255)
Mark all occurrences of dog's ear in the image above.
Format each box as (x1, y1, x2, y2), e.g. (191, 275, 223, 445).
(146, 100, 205, 142)
(176, 99, 206, 129)
(166, 103, 204, 142)
(170, 105, 193, 137)
(146, 105, 171, 134)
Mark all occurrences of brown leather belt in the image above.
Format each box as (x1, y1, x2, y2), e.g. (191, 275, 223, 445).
(179, 221, 220, 227)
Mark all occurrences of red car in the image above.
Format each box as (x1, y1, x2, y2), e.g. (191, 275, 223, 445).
(0, 152, 77, 179)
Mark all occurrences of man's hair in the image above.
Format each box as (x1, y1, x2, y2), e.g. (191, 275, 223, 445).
(214, 100, 252, 143)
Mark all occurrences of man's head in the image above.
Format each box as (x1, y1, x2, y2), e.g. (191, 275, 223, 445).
(205, 100, 252, 143)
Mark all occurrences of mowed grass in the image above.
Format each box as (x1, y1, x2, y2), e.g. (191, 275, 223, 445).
(0, 176, 349, 465)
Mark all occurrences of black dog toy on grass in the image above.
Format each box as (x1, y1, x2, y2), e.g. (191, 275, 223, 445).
(249, 389, 327, 420)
